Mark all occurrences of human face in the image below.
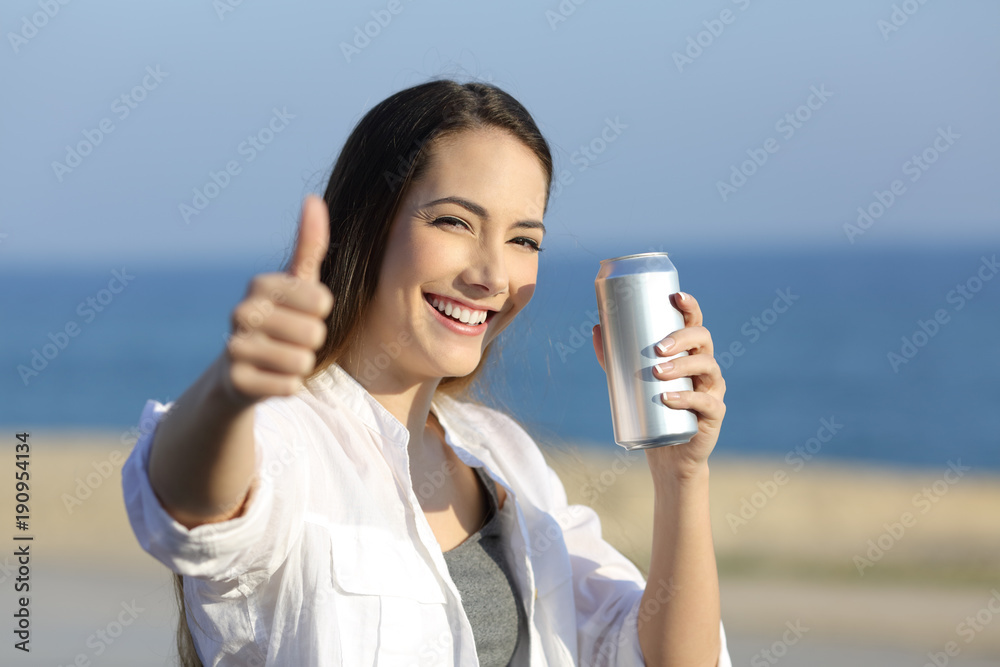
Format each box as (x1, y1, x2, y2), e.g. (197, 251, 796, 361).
(362, 129, 548, 384)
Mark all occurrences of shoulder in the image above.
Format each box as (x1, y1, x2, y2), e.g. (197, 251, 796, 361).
(252, 394, 309, 438)
(457, 399, 525, 434)
(249, 393, 331, 461)
(254, 388, 343, 434)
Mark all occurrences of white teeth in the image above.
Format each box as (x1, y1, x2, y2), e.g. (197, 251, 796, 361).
(429, 295, 487, 325)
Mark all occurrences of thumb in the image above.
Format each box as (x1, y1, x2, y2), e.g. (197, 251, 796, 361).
(288, 194, 330, 282)
(592, 324, 606, 374)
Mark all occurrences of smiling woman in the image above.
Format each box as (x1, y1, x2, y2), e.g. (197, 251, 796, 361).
(121, 78, 732, 666)
(348, 128, 549, 385)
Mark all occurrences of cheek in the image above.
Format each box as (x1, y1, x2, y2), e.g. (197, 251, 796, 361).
(409, 233, 467, 277)
(381, 226, 442, 289)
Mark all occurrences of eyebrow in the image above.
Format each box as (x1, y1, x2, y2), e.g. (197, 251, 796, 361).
(422, 196, 546, 234)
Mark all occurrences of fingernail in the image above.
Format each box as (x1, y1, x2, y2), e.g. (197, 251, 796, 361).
(655, 361, 673, 374)
(678, 292, 688, 301)
(662, 392, 681, 402)
(656, 338, 675, 354)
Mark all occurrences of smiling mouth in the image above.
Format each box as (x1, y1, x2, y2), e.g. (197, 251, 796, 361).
(423, 292, 498, 326)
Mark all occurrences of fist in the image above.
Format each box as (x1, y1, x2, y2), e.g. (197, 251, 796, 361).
(220, 195, 334, 407)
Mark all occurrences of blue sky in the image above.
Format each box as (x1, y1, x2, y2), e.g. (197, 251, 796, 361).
(1, 0, 997, 268)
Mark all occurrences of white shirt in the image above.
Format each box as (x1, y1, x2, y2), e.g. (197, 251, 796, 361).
(122, 361, 732, 666)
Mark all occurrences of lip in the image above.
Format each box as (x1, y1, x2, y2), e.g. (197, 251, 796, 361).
(424, 291, 497, 315)
(423, 292, 497, 336)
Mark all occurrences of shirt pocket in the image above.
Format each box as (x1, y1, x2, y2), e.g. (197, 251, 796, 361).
(324, 522, 445, 602)
(319, 520, 453, 665)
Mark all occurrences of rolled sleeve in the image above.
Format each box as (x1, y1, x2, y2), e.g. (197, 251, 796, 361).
(121, 397, 307, 586)
(718, 619, 732, 667)
(557, 502, 646, 666)
(613, 594, 651, 666)
(615, 600, 732, 667)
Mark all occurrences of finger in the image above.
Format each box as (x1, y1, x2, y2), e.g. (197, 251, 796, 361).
(288, 194, 330, 282)
(592, 324, 606, 373)
(671, 291, 703, 328)
(653, 353, 725, 394)
(231, 297, 327, 348)
(655, 325, 714, 358)
(231, 298, 278, 339)
(228, 362, 304, 400)
(246, 274, 333, 319)
(660, 390, 726, 425)
(257, 308, 328, 350)
(227, 331, 317, 376)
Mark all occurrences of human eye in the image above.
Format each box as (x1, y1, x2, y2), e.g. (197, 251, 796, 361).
(432, 215, 469, 229)
(512, 237, 544, 252)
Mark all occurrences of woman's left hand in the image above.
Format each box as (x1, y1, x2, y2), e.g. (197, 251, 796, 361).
(592, 291, 727, 483)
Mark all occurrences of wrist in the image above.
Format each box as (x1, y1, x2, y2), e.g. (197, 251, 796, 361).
(651, 460, 710, 493)
(208, 354, 260, 415)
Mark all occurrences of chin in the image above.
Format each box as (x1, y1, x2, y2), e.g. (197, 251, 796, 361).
(443, 359, 481, 379)
(431, 350, 482, 380)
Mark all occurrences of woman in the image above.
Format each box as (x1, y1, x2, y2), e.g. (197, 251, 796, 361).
(122, 79, 732, 666)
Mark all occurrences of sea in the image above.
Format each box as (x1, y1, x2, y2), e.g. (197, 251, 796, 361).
(3, 245, 998, 471)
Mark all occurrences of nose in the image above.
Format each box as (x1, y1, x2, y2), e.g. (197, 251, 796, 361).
(464, 240, 509, 297)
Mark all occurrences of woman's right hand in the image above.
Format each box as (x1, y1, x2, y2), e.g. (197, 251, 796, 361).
(220, 194, 334, 408)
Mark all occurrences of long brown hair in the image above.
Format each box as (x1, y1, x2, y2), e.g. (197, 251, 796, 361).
(173, 77, 553, 666)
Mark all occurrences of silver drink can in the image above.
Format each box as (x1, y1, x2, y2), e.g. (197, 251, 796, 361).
(595, 252, 698, 450)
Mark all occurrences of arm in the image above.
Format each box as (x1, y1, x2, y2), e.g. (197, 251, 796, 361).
(593, 290, 728, 666)
(146, 194, 333, 530)
(639, 466, 721, 666)
(147, 354, 257, 528)
(485, 395, 729, 666)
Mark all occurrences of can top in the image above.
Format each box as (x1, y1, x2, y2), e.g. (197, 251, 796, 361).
(600, 251, 669, 263)
(596, 252, 676, 280)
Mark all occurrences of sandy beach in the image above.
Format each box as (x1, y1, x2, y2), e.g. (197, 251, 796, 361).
(545, 443, 1000, 665)
(3, 430, 998, 665)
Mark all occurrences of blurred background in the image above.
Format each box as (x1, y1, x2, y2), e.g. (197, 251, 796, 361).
(2, 1, 998, 665)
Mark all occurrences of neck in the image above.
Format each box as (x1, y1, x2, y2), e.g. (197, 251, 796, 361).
(337, 352, 443, 458)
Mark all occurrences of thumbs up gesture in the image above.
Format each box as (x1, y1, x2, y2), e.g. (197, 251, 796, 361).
(220, 195, 335, 408)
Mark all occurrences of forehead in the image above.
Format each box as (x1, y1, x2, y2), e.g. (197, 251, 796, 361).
(411, 129, 549, 216)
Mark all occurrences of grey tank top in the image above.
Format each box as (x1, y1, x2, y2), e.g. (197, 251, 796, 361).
(442, 466, 529, 666)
